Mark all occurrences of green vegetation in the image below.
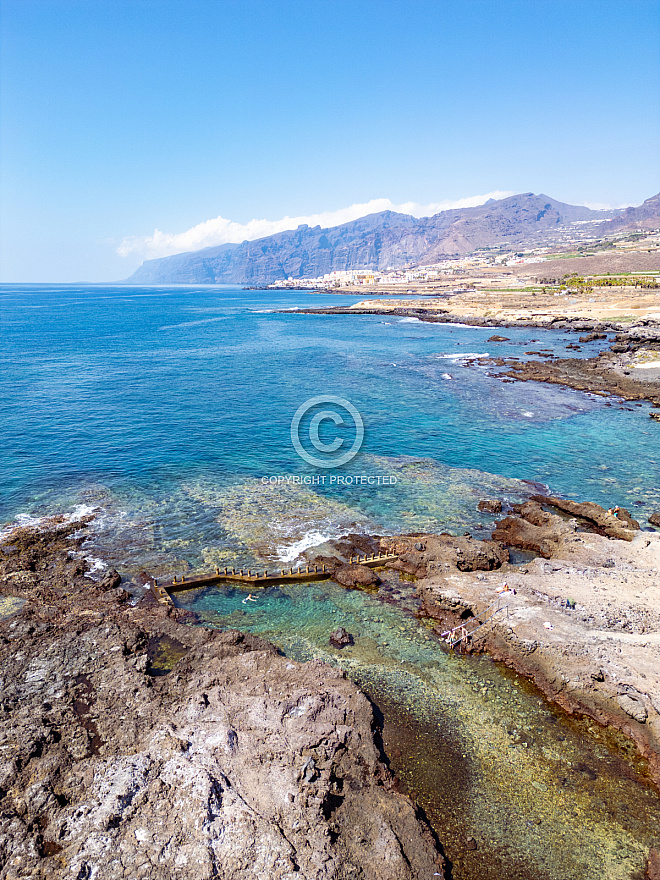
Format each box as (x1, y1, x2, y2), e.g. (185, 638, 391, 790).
(537, 272, 659, 294)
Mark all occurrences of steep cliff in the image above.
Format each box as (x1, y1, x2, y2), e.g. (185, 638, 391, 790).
(125, 192, 621, 285)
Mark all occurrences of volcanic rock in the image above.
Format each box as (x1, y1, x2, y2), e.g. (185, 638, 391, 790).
(530, 495, 640, 541)
(618, 693, 648, 723)
(0, 520, 444, 879)
(491, 501, 572, 558)
(478, 499, 503, 514)
(332, 564, 381, 588)
(615, 507, 641, 529)
(99, 568, 121, 590)
(646, 847, 660, 880)
(579, 333, 607, 342)
(381, 534, 508, 576)
(649, 512, 660, 528)
(329, 626, 354, 648)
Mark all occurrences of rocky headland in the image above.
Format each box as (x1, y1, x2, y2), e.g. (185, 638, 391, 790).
(0, 519, 445, 879)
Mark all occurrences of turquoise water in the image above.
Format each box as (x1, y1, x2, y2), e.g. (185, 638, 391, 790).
(1, 283, 658, 559)
(2, 283, 660, 878)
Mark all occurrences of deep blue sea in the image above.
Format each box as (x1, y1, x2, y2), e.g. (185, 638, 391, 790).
(2, 283, 660, 878)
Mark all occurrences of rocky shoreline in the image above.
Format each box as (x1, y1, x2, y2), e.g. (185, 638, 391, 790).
(0, 519, 445, 879)
(301, 502, 660, 879)
(3, 499, 660, 878)
(348, 499, 660, 796)
(294, 304, 659, 333)
(293, 305, 660, 409)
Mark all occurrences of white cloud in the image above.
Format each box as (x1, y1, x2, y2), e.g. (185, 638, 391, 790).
(117, 191, 514, 261)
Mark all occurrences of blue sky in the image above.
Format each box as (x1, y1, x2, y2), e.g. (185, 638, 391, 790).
(1, 0, 659, 282)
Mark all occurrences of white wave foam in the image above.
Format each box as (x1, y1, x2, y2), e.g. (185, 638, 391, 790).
(84, 557, 108, 579)
(435, 352, 489, 360)
(0, 504, 101, 543)
(275, 530, 333, 563)
(398, 317, 422, 323)
(442, 373, 453, 380)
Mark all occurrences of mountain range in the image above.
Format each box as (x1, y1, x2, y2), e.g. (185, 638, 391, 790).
(125, 192, 660, 285)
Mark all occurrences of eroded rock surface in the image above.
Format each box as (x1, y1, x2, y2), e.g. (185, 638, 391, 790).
(0, 521, 444, 880)
(332, 564, 381, 588)
(410, 503, 660, 785)
(380, 533, 508, 577)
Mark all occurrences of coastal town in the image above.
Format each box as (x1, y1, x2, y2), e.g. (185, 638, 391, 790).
(268, 226, 660, 291)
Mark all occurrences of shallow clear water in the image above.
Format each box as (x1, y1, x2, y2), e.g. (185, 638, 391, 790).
(2, 283, 659, 878)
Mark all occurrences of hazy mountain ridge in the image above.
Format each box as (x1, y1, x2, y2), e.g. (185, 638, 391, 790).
(125, 192, 658, 285)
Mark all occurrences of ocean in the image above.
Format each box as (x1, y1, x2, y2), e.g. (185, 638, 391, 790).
(2, 282, 659, 879)
(1, 283, 658, 564)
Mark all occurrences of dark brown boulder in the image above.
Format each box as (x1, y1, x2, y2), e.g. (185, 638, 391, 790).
(99, 568, 121, 590)
(490, 501, 575, 558)
(492, 515, 559, 558)
(455, 542, 509, 571)
(333, 564, 381, 588)
(101, 586, 131, 604)
(329, 626, 354, 648)
(478, 499, 503, 514)
(487, 335, 509, 342)
(649, 512, 660, 528)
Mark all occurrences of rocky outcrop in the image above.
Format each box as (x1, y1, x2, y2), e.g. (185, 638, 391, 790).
(0, 521, 444, 879)
(332, 564, 380, 588)
(649, 512, 660, 528)
(477, 499, 503, 514)
(530, 495, 640, 540)
(380, 533, 508, 577)
(500, 344, 660, 408)
(491, 500, 577, 558)
(99, 568, 122, 590)
(411, 508, 660, 786)
(490, 497, 643, 558)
